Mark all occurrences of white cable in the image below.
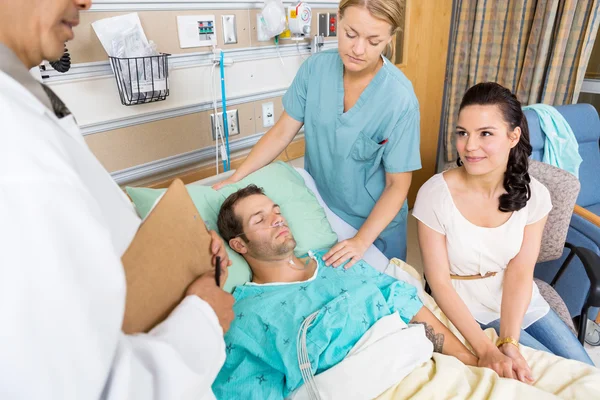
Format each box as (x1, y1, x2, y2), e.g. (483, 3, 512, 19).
(296, 40, 307, 60)
(211, 63, 218, 175)
(276, 40, 286, 66)
(211, 55, 227, 175)
(296, 312, 322, 400)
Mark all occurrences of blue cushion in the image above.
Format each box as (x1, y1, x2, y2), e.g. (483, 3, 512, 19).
(576, 143, 600, 206)
(525, 109, 545, 160)
(556, 104, 600, 144)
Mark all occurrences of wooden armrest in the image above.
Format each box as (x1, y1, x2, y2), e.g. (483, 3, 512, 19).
(574, 205, 600, 228)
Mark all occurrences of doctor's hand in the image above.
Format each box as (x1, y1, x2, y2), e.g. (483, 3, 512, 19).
(499, 343, 534, 384)
(323, 236, 369, 269)
(209, 230, 232, 281)
(187, 273, 235, 334)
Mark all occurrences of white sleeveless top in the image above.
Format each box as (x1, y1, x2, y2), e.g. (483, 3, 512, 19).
(412, 173, 552, 328)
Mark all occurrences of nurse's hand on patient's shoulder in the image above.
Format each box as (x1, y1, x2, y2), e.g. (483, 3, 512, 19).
(499, 343, 534, 384)
(323, 236, 369, 269)
(212, 175, 240, 190)
(186, 273, 235, 334)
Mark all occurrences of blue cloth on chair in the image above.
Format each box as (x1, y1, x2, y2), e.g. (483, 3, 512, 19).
(523, 104, 583, 178)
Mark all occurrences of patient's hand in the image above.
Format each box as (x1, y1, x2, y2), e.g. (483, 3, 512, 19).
(323, 236, 369, 269)
(478, 346, 518, 380)
(499, 343, 534, 384)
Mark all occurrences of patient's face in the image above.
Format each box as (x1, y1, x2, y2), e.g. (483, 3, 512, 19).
(455, 104, 520, 176)
(233, 195, 297, 259)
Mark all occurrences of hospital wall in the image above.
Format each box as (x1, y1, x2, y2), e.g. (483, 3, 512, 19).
(46, 0, 450, 205)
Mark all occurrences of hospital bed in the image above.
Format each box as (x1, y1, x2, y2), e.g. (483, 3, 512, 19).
(188, 166, 600, 400)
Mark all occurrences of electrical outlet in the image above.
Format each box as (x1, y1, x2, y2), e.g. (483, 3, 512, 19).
(262, 102, 275, 127)
(211, 109, 240, 140)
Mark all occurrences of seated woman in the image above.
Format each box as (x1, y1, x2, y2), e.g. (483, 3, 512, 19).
(211, 185, 477, 399)
(413, 82, 594, 384)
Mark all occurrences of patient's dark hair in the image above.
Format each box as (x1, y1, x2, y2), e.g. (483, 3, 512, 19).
(217, 184, 266, 243)
(458, 82, 532, 212)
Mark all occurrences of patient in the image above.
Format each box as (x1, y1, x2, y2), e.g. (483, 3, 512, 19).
(211, 185, 477, 399)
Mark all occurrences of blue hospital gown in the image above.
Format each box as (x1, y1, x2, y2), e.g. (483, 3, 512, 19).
(212, 250, 423, 399)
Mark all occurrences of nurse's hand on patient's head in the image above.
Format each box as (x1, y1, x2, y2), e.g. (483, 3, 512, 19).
(187, 273, 235, 334)
(323, 236, 370, 269)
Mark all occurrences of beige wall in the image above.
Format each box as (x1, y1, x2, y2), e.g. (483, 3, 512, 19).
(71, 8, 338, 64)
(69, 2, 451, 194)
(86, 96, 284, 172)
(68, 6, 336, 180)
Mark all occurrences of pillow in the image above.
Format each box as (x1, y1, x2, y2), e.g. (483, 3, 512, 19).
(126, 161, 338, 292)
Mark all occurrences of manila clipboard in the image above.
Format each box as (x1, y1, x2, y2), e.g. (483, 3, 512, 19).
(121, 179, 213, 334)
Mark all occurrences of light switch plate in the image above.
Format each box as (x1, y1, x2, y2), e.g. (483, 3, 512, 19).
(318, 13, 328, 37)
(262, 102, 275, 128)
(222, 15, 238, 44)
(177, 15, 216, 48)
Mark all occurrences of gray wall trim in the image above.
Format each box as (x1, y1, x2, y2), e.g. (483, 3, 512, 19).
(80, 88, 287, 135)
(112, 131, 304, 184)
(42, 41, 338, 82)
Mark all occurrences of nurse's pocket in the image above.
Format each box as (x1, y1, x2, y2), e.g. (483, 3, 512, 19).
(351, 131, 384, 161)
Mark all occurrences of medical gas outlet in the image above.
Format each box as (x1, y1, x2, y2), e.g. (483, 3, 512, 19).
(288, 2, 312, 38)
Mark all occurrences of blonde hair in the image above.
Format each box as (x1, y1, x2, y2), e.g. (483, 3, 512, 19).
(338, 0, 403, 59)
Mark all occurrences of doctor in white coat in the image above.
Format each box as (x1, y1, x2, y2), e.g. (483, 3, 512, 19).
(0, 1, 235, 399)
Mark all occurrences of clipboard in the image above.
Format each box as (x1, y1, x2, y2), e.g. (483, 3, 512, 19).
(121, 179, 213, 334)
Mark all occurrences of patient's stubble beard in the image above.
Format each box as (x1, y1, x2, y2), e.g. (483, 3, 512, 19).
(248, 236, 297, 262)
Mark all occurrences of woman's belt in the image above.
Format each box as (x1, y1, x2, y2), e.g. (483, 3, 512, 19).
(450, 271, 497, 280)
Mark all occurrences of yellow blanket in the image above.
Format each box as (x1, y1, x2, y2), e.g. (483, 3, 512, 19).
(378, 259, 600, 400)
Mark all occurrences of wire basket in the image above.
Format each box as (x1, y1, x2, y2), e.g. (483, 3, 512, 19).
(109, 53, 170, 106)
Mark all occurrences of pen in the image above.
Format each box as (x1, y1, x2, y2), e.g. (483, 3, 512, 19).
(215, 256, 221, 287)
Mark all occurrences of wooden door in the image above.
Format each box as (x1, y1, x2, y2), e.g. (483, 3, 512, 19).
(394, 0, 454, 206)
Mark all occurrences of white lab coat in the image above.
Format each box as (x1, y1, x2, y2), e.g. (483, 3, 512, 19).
(0, 70, 225, 399)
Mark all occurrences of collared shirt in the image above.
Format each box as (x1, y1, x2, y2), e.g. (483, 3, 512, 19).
(0, 43, 53, 111)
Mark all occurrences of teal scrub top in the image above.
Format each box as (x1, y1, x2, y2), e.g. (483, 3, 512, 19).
(282, 49, 421, 243)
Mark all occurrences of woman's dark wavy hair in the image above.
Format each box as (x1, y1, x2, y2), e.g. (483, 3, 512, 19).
(457, 82, 532, 212)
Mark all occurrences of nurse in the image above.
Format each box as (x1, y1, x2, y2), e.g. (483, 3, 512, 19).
(215, 0, 420, 266)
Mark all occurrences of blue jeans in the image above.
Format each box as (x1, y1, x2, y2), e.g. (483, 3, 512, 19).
(479, 309, 594, 366)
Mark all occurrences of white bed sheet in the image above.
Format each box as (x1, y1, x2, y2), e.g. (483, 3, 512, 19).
(189, 167, 390, 271)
